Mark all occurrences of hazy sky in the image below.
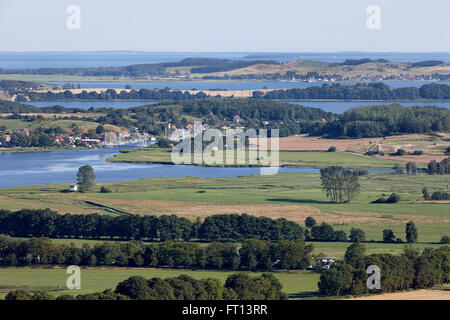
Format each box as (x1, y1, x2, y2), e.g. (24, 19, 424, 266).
(0, 0, 449, 52)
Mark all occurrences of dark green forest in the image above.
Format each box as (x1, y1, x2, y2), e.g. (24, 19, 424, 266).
(0, 58, 277, 77)
(1, 98, 449, 139)
(256, 83, 450, 100)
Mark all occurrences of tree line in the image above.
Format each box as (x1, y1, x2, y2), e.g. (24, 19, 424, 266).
(1, 209, 399, 244)
(0, 58, 276, 77)
(6, 273, 286, 300)
(307, 104, 449, 138)
(318, 242, 450, 296)
(2, 99, 448, 140)
(0, 235, 311, 272)
(0, 210, 305, 242)
(256, 83, 450, 100)
(26, 88, 211, 101)
(0, 209, 374, 244)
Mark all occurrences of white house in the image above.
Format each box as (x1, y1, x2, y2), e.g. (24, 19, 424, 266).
(69, 185, 78, 192)
(321, 257, 335, 264)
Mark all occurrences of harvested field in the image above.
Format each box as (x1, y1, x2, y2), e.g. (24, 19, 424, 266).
(78, 198, 450, 226)
(375, 154, 448, 164)
(264, 133, 448, 152)
(253, 133, 449, 164)
(349, 289, 450, 300)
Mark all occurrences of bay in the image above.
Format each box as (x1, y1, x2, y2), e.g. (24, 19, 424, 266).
(0, 147, 392, 188)
(1, 51, 450, 69)
(24, 99, 450, 113)
(43, 80, 450, 91)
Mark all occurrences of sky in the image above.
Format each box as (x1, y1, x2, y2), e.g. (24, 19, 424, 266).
(0, 0, 449, 52)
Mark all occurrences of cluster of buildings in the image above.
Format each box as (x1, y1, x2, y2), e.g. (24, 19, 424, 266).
(320, 256, 336, 270)
(0, 126, 149, 148)
(166, 122, 209, 142)
(167, 116, 247, 142)
(55, 129, 148, 147)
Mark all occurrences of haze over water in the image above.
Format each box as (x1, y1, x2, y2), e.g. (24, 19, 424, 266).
(1, 51, 450, 69)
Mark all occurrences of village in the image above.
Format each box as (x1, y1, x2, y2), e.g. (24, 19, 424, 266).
(0, 125, 151, 149)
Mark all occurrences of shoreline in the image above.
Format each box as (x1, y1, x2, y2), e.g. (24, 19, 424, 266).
(23, 98, 450, 103)
(2, 74, 450, 83)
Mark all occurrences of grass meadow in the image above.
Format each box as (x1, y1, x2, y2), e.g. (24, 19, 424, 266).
(0, 267, 321, 300)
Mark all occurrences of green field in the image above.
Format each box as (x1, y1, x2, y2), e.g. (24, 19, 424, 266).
(108, 148, 402, 169)
(0, 171, 448, 242)
(0, 267, 320, 299)
(0, 118, 124, 132)
(308, 241, 447, 258)
(26, 238, 449, 259)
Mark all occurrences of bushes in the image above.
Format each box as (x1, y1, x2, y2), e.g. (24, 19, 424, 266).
(5, 290, 55, 300)
(382, 229, 396, 243)
(99, 186, 112, 193)
(308, 223, 347, 242)
(440, 236, 450, 244)
(198, 214, 305, 242)
(327, 146, 336, 152)
(371, 193, 400, 204)
(349, 228, 366, 242)
(224, 273, 286, 300)
(353, 168, 368, 176)
(157, 138, 172, 148)
(430, 191, 450, 200)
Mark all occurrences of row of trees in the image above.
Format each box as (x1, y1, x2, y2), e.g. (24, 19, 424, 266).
(0, 210, 305, 242)
(8, 132, 55, 147)
(258, 83, 450, 100)
(2, 208, 401, 244)
(318, 242, 450, 296)
(25, 83, 450, 102)
(27, 88, 211, 101)
(308, 104, 450, 138)
(0, 209, 432, 245)
(0, 235, 311, 271)
(6, 273, 286, 300)
(393, 162, 418, 175)
(2, 98, 448, 140)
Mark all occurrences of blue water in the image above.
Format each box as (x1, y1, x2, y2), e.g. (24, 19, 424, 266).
(0, 147, 312, 188)
(25, 101, 159, 109)
(1, 51, 450, 69)
(43, 80, 450, 91)
(0, 147, 393, 188)
(0, 52, 249, 69)
(24, 100, 450, 113)
(288, 101, 450, 114)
